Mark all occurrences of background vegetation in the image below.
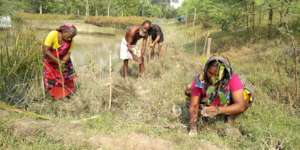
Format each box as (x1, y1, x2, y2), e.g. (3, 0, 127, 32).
(0, 0, 299, 149)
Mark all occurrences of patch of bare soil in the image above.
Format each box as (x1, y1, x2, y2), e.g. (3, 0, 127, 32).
(88, 133, 173, 150)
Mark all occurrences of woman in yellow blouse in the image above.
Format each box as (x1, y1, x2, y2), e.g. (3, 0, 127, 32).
(43, 24, 77, 100)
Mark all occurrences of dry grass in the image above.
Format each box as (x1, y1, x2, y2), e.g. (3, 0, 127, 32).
(0, 24, 43, 106)
(0, 16, 299, 149)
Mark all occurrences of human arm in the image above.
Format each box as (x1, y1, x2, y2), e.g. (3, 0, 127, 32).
(203, 74, 246, 117)
(43, 31, 61, 63)
(42, 45, 60, 63)
(141, 36, 148, 56)
(125, 26, 138, 51)
(151, 35, 161, 48)
(189, 95, 200, 129)
(203, 89, 246, 117)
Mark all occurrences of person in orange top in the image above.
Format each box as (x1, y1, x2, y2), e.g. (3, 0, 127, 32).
(42, 24, 77, 100)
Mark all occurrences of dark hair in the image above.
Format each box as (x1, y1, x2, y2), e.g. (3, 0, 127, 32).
(204, 60, 218, 83)
(142, 20, 152, 26)
(203, 59, 231, 84)
(57, 24, 77, 35)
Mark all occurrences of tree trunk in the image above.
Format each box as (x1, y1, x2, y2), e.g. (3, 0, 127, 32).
(39, 5, 42, 14)
(95, 9, 98, 16)
(245, 2, 249, 31)
(107, 0, 111, 16)
(77, 9, 80, 16)
(193, 7, 197, 27)
(258, 6, 262, 26)
(185, 10, 188, 26)
(85, 0, 89, 16)
(292, 39, 298, 108)
(268, 4, 273, 39)
(251, 1, 255, 32)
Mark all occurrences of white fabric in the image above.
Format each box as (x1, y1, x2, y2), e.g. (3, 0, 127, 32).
(119, 38, 141, 60)
(120, 38, 132, 60)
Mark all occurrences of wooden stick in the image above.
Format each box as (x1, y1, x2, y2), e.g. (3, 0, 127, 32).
(56, 49, 65, 98)
(203, 33, 208, 55)
(108, 51, 112, 110)
(207, 38, 212, 57)
(194, 32, 197, 55)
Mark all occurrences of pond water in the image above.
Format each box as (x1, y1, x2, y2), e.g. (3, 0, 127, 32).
(28, 20, 125, 69)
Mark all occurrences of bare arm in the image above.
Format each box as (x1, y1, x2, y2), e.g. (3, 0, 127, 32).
(141, 36, 148, 55)
(43, 45, 60, 63)
(62, 52, 71, 63)
(125, 26, 139, 50)
(219, 89, 246, 115)
(189, 95, 200, 128)
(152, 35, 161, 45)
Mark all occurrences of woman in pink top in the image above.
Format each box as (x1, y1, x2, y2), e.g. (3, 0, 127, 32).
(186, 56, 248, 135)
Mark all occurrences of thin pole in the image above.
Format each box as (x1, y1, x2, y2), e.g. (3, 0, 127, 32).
(108, 51, 112, 110)
(206, 38, 212, 57)
(193, 7, 197, 55)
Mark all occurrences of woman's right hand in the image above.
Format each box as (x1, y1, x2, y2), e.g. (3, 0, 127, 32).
(185, 83, 192, 97)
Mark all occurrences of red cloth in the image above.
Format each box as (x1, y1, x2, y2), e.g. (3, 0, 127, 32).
(43, 41, 76, 100)
(191, 73, 243, 106)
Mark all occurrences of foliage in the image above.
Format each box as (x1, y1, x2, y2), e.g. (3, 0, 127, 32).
(0, 0, 176, 18)
(179, 0, 300, 33)
(0, 24, 42, 106)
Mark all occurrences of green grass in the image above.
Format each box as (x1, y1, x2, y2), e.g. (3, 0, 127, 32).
(0, 16, 299, 149)
(0, 23, 43, 106)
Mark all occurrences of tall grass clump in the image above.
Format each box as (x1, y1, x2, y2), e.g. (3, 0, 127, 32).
(0, 24, 43, 106)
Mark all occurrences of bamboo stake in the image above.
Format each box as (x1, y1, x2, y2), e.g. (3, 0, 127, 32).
(194, 32, 197, 55)
(206, 38, 212, 57)
(108, 51, 112, 110)
(56, 49, 65, 98)
(203, 32, 208, 55)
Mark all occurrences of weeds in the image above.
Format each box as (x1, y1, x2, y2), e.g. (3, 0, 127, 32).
(0, 24, 42, 106)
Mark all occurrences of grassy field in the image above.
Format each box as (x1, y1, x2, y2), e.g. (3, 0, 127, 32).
(0, 14, 299, 149)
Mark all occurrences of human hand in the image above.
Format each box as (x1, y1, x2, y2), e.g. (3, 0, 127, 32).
(185, 83, 192, 96)
(201, 106, 220, 118)
(150, 43, 154, 48)
(127, 44, 133, 50)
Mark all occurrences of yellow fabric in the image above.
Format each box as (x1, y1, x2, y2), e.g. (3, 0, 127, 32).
(44, 31, 73, 52)
(243, 88, 253, 103)
(44, 31, 60, 49)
